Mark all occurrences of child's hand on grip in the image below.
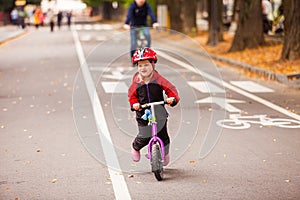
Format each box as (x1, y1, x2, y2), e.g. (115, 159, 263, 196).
(166, 97, 175, 105)
(133, 103, 141, 111)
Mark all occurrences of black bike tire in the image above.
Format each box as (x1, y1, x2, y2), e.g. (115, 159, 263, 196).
(135, 29, 148, 49)
(151, 143, 163, 181)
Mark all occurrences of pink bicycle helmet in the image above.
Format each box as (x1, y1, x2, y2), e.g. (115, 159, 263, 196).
(132, 48, 158, 64)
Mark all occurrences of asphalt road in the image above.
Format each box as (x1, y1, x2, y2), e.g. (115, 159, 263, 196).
(1, 24, 300, 200)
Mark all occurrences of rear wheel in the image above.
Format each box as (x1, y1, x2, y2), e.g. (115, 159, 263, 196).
(151, 143, 163, 181)
(135, 28, 148, 49)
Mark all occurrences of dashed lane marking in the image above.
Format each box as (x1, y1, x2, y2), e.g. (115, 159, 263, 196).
(188, 81, 225, 93)
(230, 81, 274, 93)
(102, 81, 128, 93)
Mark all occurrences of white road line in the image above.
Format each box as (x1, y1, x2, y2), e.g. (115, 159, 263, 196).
(188, 81, 225, 93)
(80, 35, 92, 42)
(83, 24, 93, 30)
(195, 97, 244, 113)
(102, 81, 128, 93)
(72, 28, 131, 200)
(230, 81, 274, 93)
(158, 51, 300, 121)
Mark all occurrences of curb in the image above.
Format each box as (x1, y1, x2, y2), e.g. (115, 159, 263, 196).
(157, 36, 300, 89)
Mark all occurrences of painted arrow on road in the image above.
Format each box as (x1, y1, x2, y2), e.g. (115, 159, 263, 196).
(195, 97, 245, 113)
(102, 70, 131, 80)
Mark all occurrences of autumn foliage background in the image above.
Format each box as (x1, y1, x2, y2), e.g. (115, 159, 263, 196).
(196, 32, 300, 76)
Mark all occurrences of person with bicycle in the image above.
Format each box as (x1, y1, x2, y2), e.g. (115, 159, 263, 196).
(128, 48, 180, 166)
(123, 0, 159, 59)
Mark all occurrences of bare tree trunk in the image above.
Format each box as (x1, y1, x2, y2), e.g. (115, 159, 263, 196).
(229, 0, 264, 52)
(102, 1, 112, 21)
(182, 0, 197, 35)
(281, 0, 300, 60)
(207, 0, 224, 45)
(165, 0, 183, 32)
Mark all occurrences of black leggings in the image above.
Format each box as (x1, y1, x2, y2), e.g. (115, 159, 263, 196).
(132, 119, 170, 155)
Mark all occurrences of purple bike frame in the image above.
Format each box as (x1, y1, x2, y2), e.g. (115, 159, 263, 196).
(146, 122, 165, 162)
(141, 100, 167, 162)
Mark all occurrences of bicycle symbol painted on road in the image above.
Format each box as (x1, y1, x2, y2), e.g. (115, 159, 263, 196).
(217, 114, 300, 129)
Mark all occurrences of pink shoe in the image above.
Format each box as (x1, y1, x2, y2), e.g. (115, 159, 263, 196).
(131, 148, 140, 162)
(163, 154, 170, 166)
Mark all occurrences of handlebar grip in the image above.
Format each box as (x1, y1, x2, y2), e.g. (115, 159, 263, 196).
(171, 98, 177, 106)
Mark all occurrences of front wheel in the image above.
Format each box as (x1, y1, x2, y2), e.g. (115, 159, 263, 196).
(151, 143, 163, 181)
(271, 118, 300, 128)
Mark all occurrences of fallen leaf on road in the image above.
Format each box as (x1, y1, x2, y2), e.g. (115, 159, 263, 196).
(5, 187, 11, 191)
(128, 174, 134, 178)
(285, 179, 291, 183)
(36, 149, 42, 152)
(189, 160, 195, 164)
(51, 179, 57, 183)
(202, 179, 207, 183)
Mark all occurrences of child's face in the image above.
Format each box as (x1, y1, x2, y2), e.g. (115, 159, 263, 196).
(137, 60, 153, 79)
(135, 0, 146, 7)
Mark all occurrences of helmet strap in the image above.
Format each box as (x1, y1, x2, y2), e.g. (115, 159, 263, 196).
(151, 60, 155, 69)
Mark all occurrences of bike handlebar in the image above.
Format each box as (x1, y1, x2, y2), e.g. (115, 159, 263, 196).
(141, 100, 167, 108)
(131, 99, 177, 111)
(141, 98, 177, 109)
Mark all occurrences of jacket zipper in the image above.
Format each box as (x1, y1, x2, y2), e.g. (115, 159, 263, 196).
(146, 83, 151, 103)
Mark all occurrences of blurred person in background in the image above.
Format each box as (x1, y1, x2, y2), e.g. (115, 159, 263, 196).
(47, 9, 56, 32)
(262, 0, 273, 34)
(57, 11, 63, 30)
(10, 8, 18, 26)
(67, 11, 72, 29)
(123, 0, 159, 59)
(34, 8, 42, 28)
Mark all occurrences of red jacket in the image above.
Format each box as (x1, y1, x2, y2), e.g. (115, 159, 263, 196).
(128, 70, 180, 125)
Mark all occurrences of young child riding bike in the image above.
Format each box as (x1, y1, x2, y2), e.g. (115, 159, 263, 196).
(123, 0, 159, 58)
(128, 48, 180, 166)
